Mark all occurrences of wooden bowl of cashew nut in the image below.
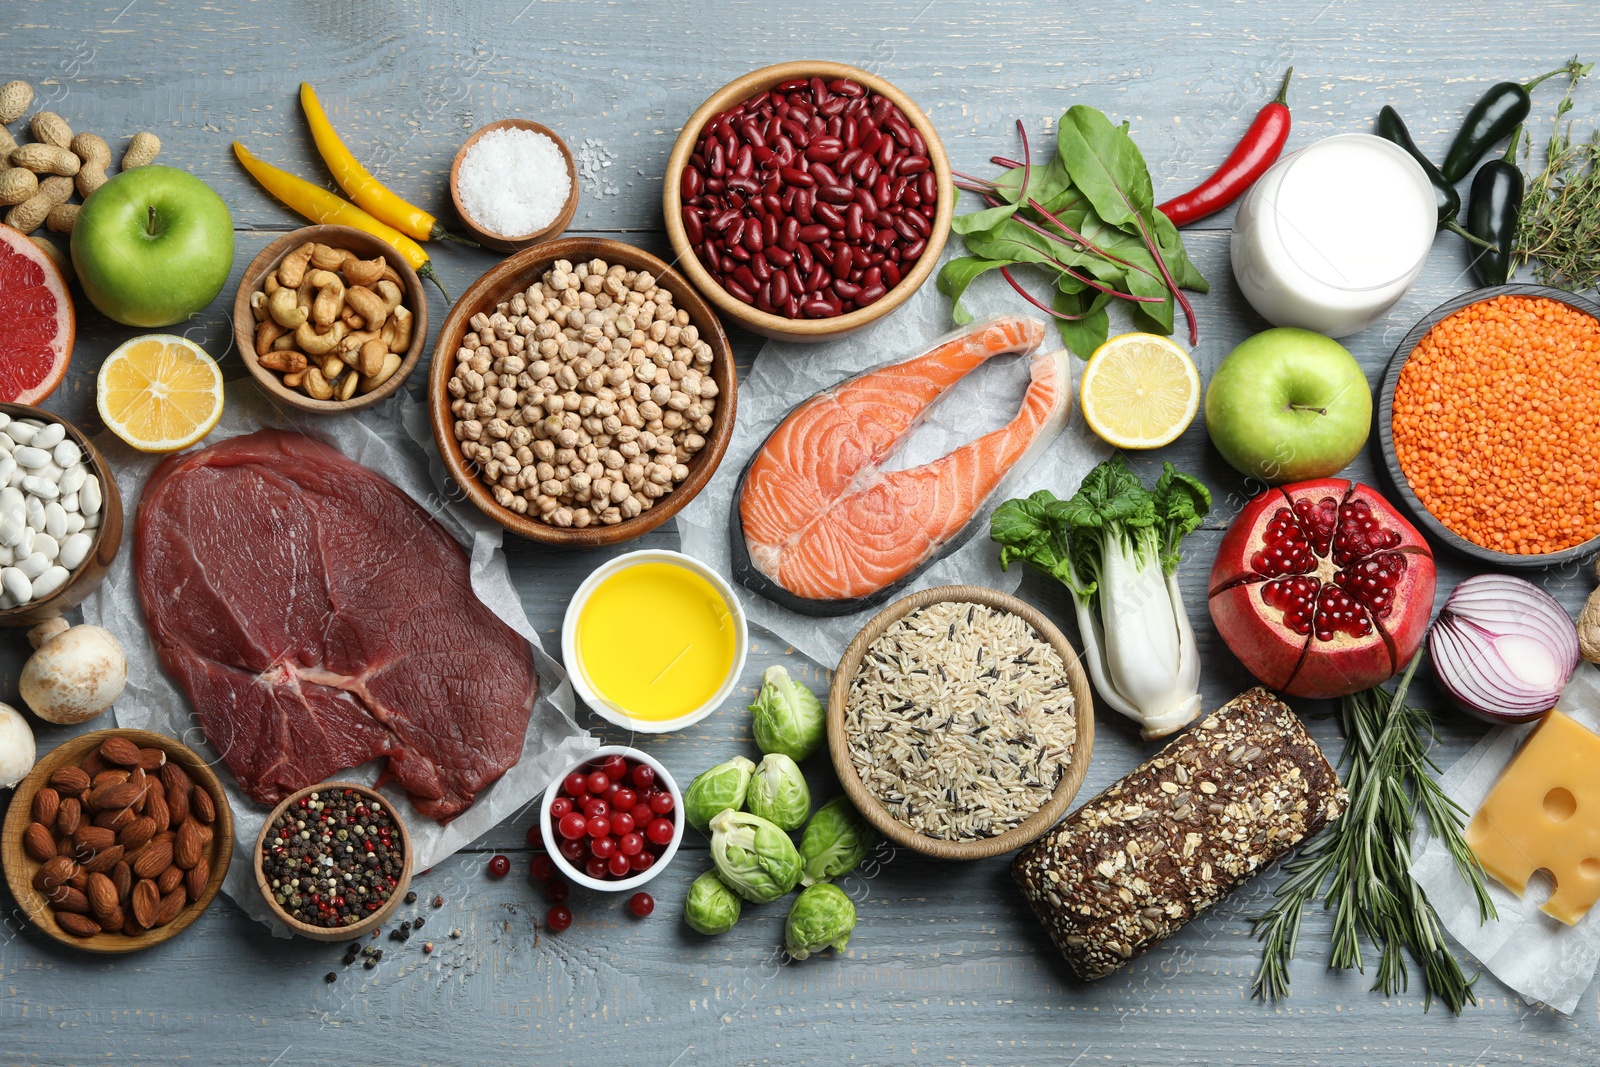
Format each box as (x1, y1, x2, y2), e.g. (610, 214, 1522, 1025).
(232, 224, 429, 414)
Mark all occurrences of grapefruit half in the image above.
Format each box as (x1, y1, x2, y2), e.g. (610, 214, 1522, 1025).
(0, 225, 74, 404)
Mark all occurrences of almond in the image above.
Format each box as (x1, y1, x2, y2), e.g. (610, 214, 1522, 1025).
(191, 785, 216, 825)
(48, 765, 89, 797)
(99, 905, 125, 933)
(34, 855, 78, 892)
(56, 912, 101, 937)
(122, 917, 147, 938)
(86, 872, 118, 919)
(144, 793, 169, 831)
(95, 805, 138, 832)
(67, 870, 88, 892)
(99, 737, 142, 767)
(49, 886, 90, 914)
(131, 879, 160, 927)
(165, 782, 190, 824)
(119, 816, 156, 852)
(157, 865, 184, 895)
(129, 767, 148, 795)
(158, 762, 192, 795)
(184, 857, 209, 902)
(155, 887, 186, 926)
(111, 861, 132, 902)
(56, 797, 82, 836)
(31, 787, 59, 827)
(197, 823, 214, 849)
(93, 781, 145, 814)
(91, 769, 131, 791)
(174, 820, 203, 870)
(137, 747, 167, 771)
(58, 836, 76, 858)
(73, 826, 117, 857)
(132, 838, 173, 879)
(23, 822, 57, 862)
(82, 845, 124, 875)
(79, 750, 110, 778)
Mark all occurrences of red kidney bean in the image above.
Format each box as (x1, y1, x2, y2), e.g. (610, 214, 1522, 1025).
(751, 253, 771, 282)
(830, 79, 863, 97)
(838, 147, 863, 175)
(793, 244, 813, 274)
(808, 161, 839, 188)
(680, 167, 703, 199)
(787, 261, 806, 291)
(815, 202, 845, 229)
(857, 282, 887, 304)
(818, 184, 854, 205)
(874, 227, 895, 248)
(833, 278, 863, 301)
(853, 187, 878, 215)
(684, 210, 704, 245)
(735, 144, 754, 178)
(897, 155, 930, 177)
(800, 298, 834, 318)
(779, 216, 800, 250)
(845, 204, 866, 243)
(794, 188, 815, 224)
(906, 209, 931, 238)
(727, 279, 755, 303)
(744, 221, 764, 253)
(863, 265, 882, 290)
(779, 166, 813, 188)
(919, 171, 937, 201)
(826, 115, 843, 138)
(727, 217, 747, 247)
(882, 260, 902, 287)
(765, 246, 793, 269)
(807, 265, 831, 292)
(775, 78, 808, 93)
(806, 137, 844, 162)
(733, 264, 758, 291)
(832, 245, 853, 279)
(843, 117, 860, 148)
(892, 214, 920, 242)
(877, 136, 896, 168)
(902, 238, 926, 261)
(725, 242, 751, 263)
(797, 223, 829, 243)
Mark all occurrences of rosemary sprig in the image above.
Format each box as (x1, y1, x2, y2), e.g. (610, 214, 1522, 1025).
(1250, 655, 1495, 1012)
(1514, 60, 1600, 288)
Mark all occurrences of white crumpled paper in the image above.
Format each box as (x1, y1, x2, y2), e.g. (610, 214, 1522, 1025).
(677, 259, 1110, 669)
(1410, 664, 1600, 1013)
(83, 381, 596, 935)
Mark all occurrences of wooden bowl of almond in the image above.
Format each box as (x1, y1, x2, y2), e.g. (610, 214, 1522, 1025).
(1, 728, 233, 954)
(233, 224, 428, 413)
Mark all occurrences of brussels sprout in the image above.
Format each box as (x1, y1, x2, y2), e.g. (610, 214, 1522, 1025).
(683, 870, 743, 935)
(784, 883, 857, 960)
(709, 809, 803, 903)
(798, 796, 878, 887)
(684, 755, 756, 832)
(745, 753, 811, 831)
(749, 665, 824, 762)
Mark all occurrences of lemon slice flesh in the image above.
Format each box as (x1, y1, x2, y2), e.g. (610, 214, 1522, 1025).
(1080, 332, 1200, 449)
(97, 334, 224, 453)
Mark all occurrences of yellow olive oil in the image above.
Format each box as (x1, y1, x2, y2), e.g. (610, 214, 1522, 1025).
(576, 562, 736, 721)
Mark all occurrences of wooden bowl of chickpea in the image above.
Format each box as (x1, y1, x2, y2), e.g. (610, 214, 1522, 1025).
(427, 237, 737, 547)
(233, 224, 428, 414)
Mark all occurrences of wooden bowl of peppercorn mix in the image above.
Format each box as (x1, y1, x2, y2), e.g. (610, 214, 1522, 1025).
(253, 781, 414, 941)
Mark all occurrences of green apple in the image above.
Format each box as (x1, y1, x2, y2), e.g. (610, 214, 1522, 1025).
(71, 165, 234, 328)
(1204, 327, 1372, 484)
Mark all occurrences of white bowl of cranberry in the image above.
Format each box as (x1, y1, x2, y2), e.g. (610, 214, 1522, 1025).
(538, 746, 684, 892)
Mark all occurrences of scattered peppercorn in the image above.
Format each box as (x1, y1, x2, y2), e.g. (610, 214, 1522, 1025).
(412, 915, 425, 930)
(433, 895, 444, 908)
(450, 928, 462, 939)
(423, 942, 434, 954)
(405, 891, 418, 905)
(325, 972, 337, 984)
(260, 788, 405, 930)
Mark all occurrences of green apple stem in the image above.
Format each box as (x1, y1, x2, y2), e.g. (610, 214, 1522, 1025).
(1289, 403, 1329, 416)
(147, 204, 158, 236)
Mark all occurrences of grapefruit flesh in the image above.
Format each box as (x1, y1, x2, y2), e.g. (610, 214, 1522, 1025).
(0, 226, 74, 404)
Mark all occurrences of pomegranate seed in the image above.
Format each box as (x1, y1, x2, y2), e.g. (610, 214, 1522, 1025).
(487, 855, 511, 878)
(629, 892, 655, 918)
(646, 817, 675, 846)
(546, 905, 572, 932)
(529, 854, 557, 881)
(545, 878, 569, 903)
(630, 764, 655, 790)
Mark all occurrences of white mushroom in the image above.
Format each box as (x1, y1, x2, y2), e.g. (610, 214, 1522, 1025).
(0, 702, 35, 788)
(19, 617, 127, 724)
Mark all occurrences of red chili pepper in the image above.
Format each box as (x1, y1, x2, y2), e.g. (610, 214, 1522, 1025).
(1157, 69, 1293, 226)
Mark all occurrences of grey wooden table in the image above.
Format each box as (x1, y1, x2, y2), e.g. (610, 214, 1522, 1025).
(4, 1, 1600, 1063)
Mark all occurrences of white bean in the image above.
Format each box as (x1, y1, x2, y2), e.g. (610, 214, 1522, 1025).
(0, 511, 23, 548)
(17, 527, 32, 557)
(0, 487, 19, 512)
(52, 441, 80, 469)
(1, 567, 31, 602)
(31, 533, 56, 562)
(15, 552, 47, 579)
(6, 464, 23, 488)
(0, 432, 15, 452)
(0, 412, 11, 431)
(21, 475, 57, 500)
(29, 566, 67, 600)
(12, 445, 49, 469)
(42, 502, 65, 539)
(58, 463, 85, 495)
(58, 532, 91, 571)
(80, 476, 100, 516)
(31, 422, 65, 449)
(63, 512, 83, 535)
(8, 421, 37, 446)
(0, 544, 12, 567)
(24, 495, 44, 531)
(38, 461, 62, 483)
(0, 458, 14, 488)
(83, 510, 100, 530)
(60, 490, 77, 513)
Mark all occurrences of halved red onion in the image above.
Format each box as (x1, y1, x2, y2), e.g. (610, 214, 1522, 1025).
(1427, 574, 1580, 723)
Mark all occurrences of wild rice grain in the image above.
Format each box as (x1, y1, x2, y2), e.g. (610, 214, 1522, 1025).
(844, 601, 1077, 840)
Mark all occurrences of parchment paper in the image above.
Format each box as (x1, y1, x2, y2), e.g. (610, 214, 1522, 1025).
(1409, 664, 1600, 1013)
(677, 260, 1111, 668)
(83, 381, 596, 935)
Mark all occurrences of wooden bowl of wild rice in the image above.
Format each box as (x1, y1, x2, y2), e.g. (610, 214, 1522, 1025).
(827, 585, 1095, 861)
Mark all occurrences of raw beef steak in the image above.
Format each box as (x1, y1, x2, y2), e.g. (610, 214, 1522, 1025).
(135, 429, 537, 821)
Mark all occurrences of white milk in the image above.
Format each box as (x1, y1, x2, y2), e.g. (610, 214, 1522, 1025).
(1230, 133, 1437, 338)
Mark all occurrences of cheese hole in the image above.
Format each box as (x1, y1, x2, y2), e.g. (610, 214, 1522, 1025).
(1544, 786, 1578, 822)
(1528, 868, 1559, 904)
(1581, 859, 1600, 880)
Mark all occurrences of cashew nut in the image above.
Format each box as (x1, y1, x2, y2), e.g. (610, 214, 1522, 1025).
(358, 338, 389, 378)
(385, 304, 414, 353)
(310, 243, 346, 271)
(268, 287, 308, 329)
(375, 279, 403, 313)
(255, 319, 287, 356)
(295, 320, 347, 355)
(360, 351, 403, 393)
(303, 366, 334, 400)
(263, 272, 280, 296)
(337, 369, 360, 401)
(344, 285, 388, 331)
(259, 348, 306, 374)
(337, 329, 380, 362)
(307, 269, 345, 328)
(342, 255, 386, 287)
(250, 290, 269, 323)
(272, 331, 300, 352)
(278, 243, 315, 288)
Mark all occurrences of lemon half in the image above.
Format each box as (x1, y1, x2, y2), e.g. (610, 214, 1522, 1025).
(1079, 332, 1200, 449)
(97, 334, 224, 453)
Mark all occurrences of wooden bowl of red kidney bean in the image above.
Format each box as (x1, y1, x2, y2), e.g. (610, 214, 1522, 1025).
(664, 61, 954, 343)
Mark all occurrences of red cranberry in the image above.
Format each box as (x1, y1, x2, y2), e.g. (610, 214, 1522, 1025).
(649, 792, 675, 815)
(558, 837, 585, 862)
(586, 771, 611, 795)
(600, 754, 629, 781)
(607, 853, 631, 878)
(563, 772, 588, 797)
(550, 796, 572, 818)
(546, 905, 572, 932)
(630, 802, 654, 826)
(630, 764, 655, 790)
(487, 855, 511, 878)
(584, 857, 609, 880)
(646, 817, 675, 846)
(613, 788, 638, 811)
(628, 892, 655, 918)
(529, 854, 557, 881)
(586, 816, 611, 839)
(582, 798, 610, 819)
(545, 877, 569, 903)
(631, 849, 656, 871)
(618, 832, 644, 856)
(525, 825, 544, 848)
(590, 835, 617, 859)
(557, 813, 588, 840)
(611, 812, 635, 837)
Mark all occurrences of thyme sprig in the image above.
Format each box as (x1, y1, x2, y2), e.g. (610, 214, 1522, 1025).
(1251, 655, 1495, 1013)
(1514, 60, 1600, 288)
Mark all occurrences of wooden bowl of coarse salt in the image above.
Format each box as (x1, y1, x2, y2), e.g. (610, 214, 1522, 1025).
(827, 585, 1095, 861)
(450, 119, 578, 253)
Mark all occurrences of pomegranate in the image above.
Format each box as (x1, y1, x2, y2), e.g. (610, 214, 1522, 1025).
(1208, 479, 1435, 698)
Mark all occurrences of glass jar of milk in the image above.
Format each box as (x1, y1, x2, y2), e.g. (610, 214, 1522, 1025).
(1230, 133, 1437, 338)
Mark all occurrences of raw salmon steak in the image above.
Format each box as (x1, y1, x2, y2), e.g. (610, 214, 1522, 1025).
(733, 316, 1072, 615)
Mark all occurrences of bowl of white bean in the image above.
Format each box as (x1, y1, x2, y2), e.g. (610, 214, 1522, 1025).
(0, 404, 121, 625)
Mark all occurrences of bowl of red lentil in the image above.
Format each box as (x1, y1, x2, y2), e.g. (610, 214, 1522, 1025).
(1379, 285, 1600, 567)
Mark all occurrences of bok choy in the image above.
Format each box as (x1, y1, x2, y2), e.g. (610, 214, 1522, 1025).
(992, 456, 1211, 739)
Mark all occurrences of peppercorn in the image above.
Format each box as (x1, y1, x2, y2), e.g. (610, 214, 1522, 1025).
(433, 895, 444, 908)
(405, 891, 418, 905)
(260, 788, 405, 930)
(423, 942, 435, 954)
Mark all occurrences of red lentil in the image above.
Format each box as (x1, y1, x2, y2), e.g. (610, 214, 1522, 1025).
(1391, 294, 1600, 554)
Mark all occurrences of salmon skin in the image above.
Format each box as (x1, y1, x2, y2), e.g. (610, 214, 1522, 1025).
(732, 316, 1072, 616)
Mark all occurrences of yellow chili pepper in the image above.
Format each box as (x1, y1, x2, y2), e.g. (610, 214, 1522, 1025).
(299, 82, 472, 246)
(232, 141, 449, 302)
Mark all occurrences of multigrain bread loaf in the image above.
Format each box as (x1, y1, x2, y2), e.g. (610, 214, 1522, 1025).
(1012, 687, 1346, 980)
